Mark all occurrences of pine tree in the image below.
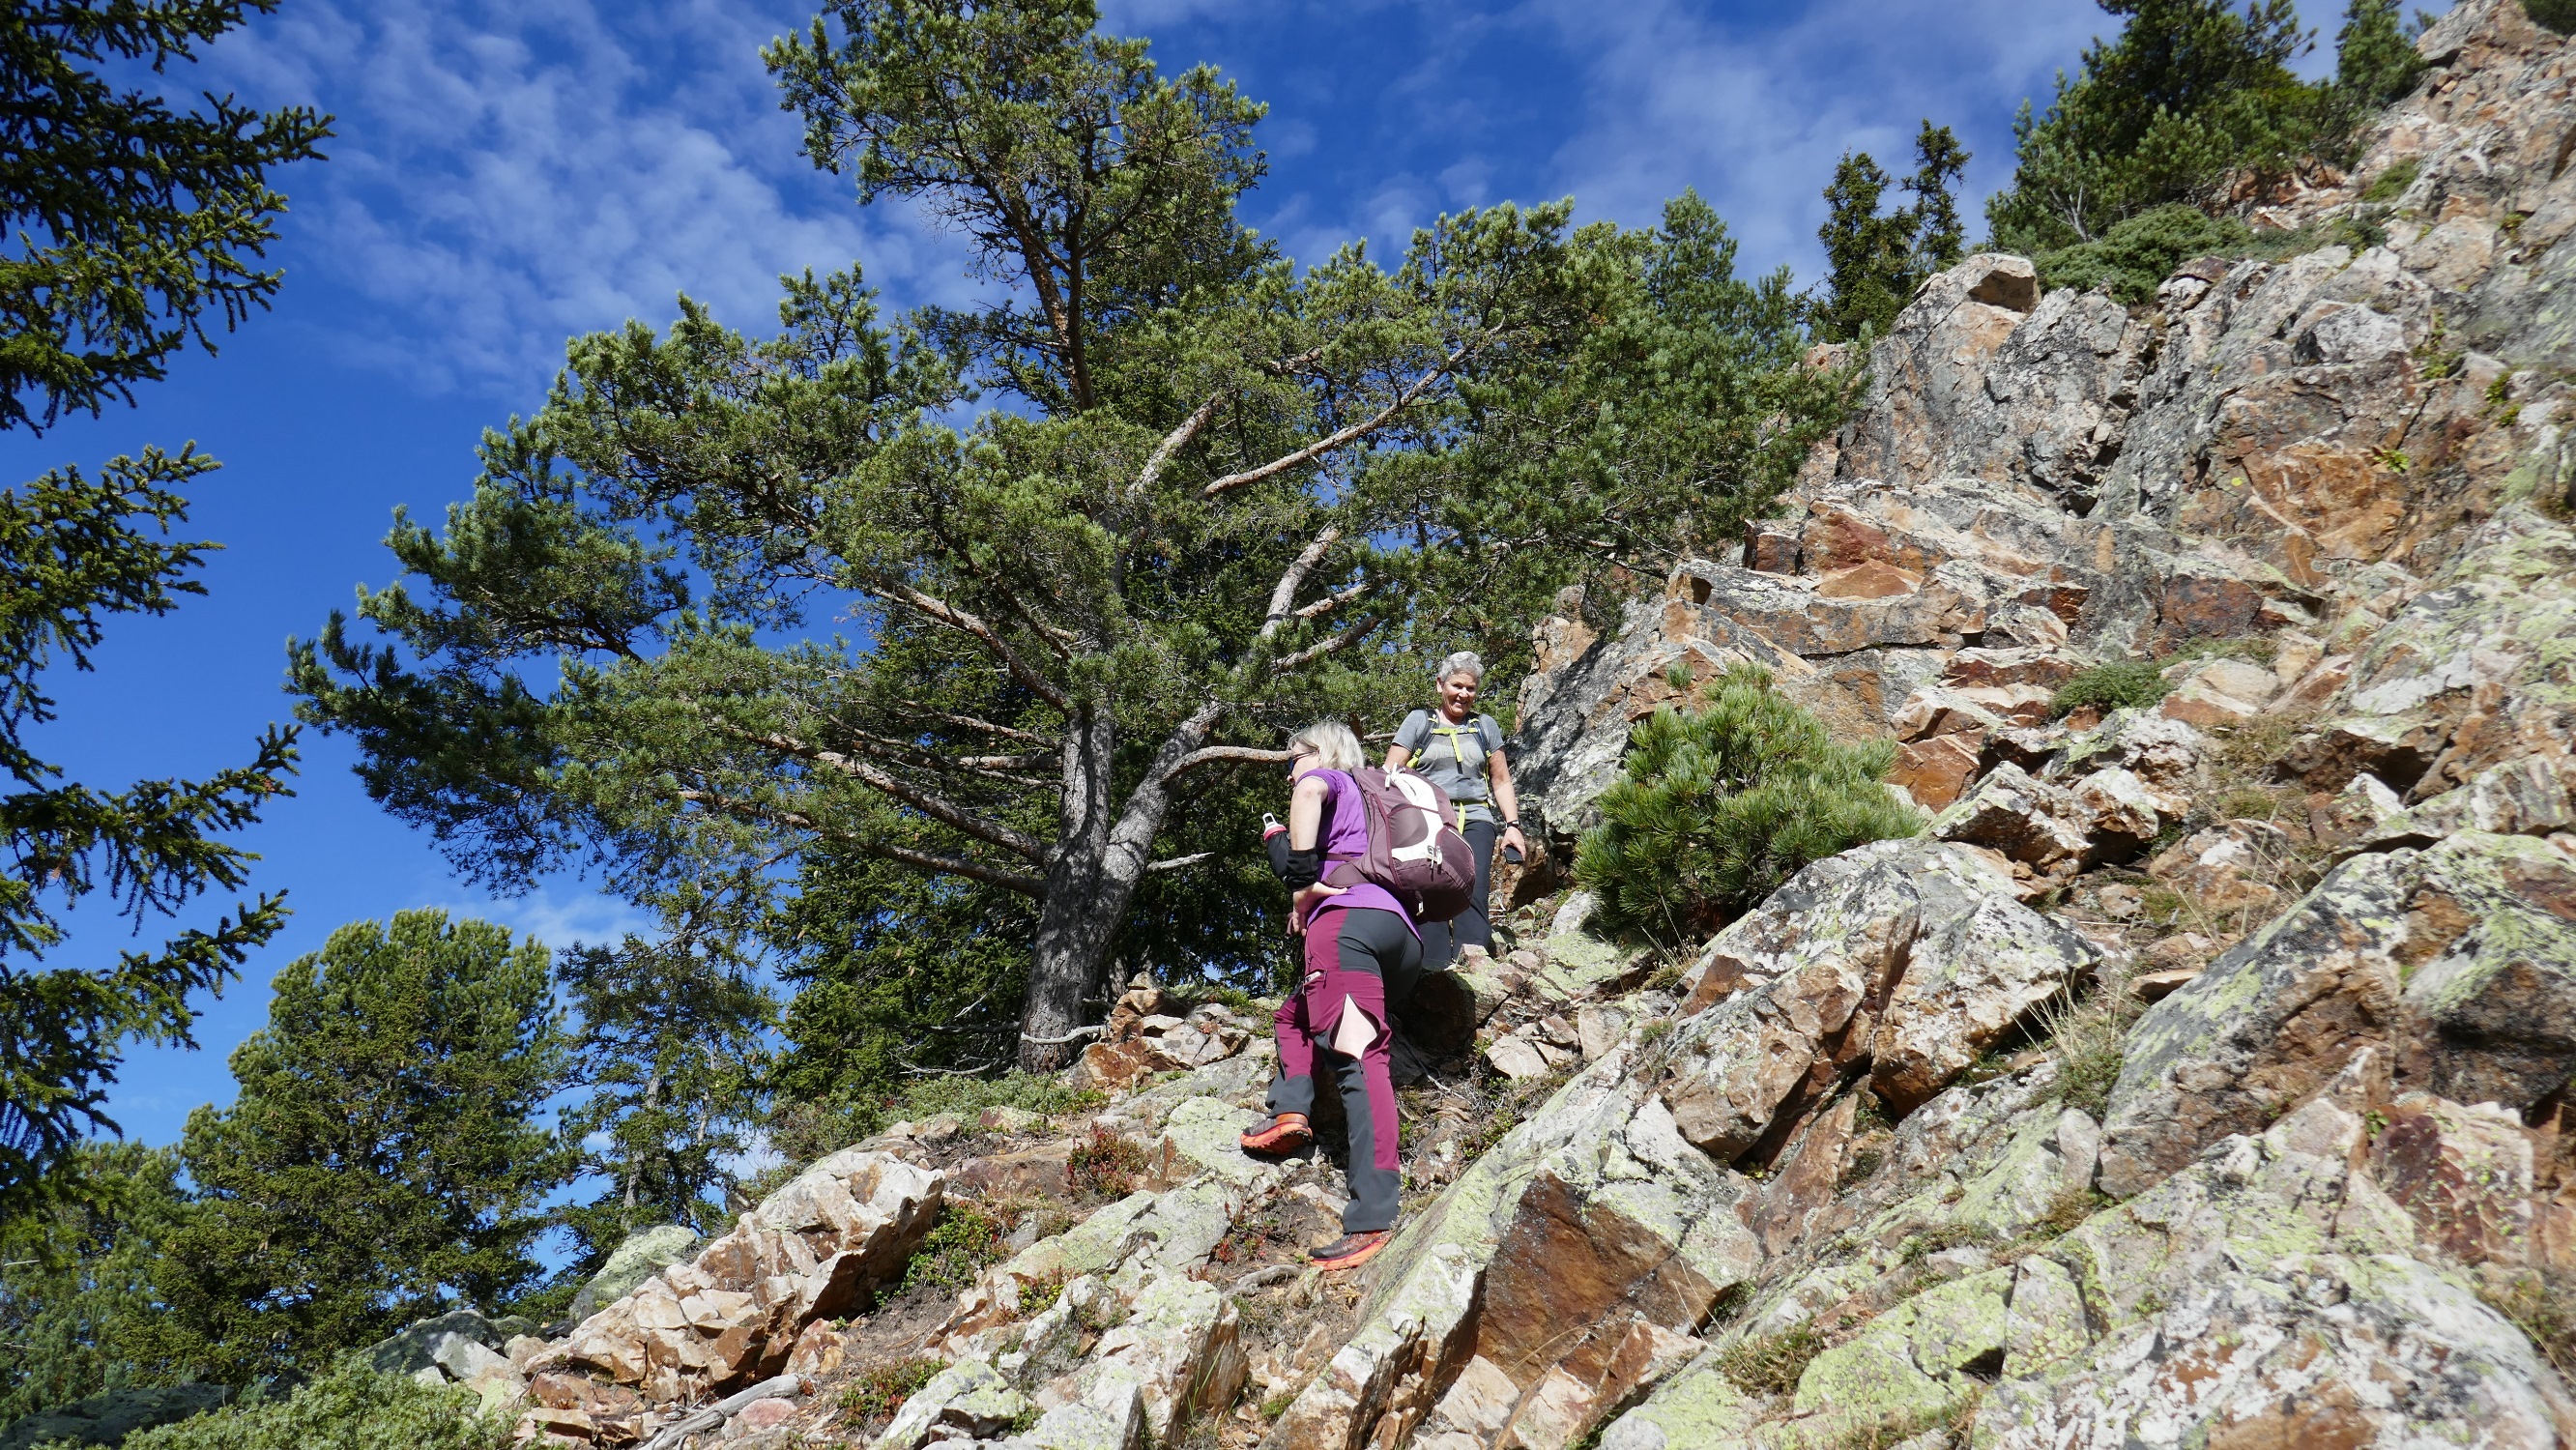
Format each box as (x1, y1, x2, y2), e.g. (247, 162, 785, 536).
(554, 925, 772, 1279)
(1986, 0, 2326, 254)
(0, 0, 326, 1213)
(162, 913, 566, 1378)
(1575, 668, 1920, 946)
(0, 1142, 203, 1424)
(286, 5, 1848, 1072)
(1811, 122, 1970, 342)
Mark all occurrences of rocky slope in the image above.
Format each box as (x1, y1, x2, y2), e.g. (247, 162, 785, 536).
(398, 4, 2576, 1447)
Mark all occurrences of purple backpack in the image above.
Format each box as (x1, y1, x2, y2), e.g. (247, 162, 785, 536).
(1322, 767, 1479, 923)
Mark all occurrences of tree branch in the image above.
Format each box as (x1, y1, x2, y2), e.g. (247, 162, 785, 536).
(1272, 614, 1383, 673)
(1131, 392, 1223, 503)
(866, 583, 1073, 712)
(1143, 851, 1215, 873)
(710, 723, 1048, 863)
(1162, 746, 1292, 780)
(674, 788, 1046, 896)
(897, 704, 1059, 747)
(1259, 526, 1341, 640)
(1201, 345, 1469, 498)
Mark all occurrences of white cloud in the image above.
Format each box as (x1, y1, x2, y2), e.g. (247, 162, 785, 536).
(1513, 0, 2112, 282)
(205, 0, 970, 395)
(419, 884, 656, 953)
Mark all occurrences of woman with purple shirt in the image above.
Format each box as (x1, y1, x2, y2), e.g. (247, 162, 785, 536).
(1239, 719, 1419, 1271)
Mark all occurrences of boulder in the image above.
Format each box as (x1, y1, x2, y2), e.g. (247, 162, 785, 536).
(876, 1360, 1032, 1450)
(1928, 763, 2095, 870)
(569, 1224, 700, 1322)
(1265, 1042, 1759, 1450)
(1661, 838, 2100, 1151)
(1974, 1092, 2576, 1447)
(2099, 831, 2576, 1197)
(2370, 1092, 2536, 1269)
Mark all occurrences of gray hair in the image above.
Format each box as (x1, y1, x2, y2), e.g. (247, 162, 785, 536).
(1286, 719, 1365, 773)
(1433, 651, 1485, 685)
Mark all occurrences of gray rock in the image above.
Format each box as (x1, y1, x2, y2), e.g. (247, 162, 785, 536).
(873, 1360, 1030, 1450)
(569, 1224, 704, 1323)
(362, 1307, 508, 1377)
(2099, 830, 2576, 1197)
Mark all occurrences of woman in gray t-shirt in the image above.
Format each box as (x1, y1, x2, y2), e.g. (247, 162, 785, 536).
(1386, 651, 1526, 969)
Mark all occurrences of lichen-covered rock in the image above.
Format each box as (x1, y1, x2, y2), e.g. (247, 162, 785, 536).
(1976, 1093, 2576, 1447)
(875, 1359, 1031, 1450)
(553, 1150, 942, 1401)
(2099, 830, 2576, 1198)
(2371, 1092, 2536, 1269)
(2289, 507, 2576, 797)
(568, 1224, 700, 1322)
(1661, 839, 2099, 1148)
(1265, 1041, 1758, 1450)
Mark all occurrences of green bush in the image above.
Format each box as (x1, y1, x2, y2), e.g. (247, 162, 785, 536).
(117, 1360, 505, 1450)
(2035, 205, 2254, 305)
(2528, 0, 2576, 36)
(2051, 660, 2171, 718)
(1575, 667, 1920, 946)
(900, 1204, 1011, 1294)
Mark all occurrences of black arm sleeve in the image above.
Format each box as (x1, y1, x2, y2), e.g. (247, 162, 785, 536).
(1271, 838, 1321, 889)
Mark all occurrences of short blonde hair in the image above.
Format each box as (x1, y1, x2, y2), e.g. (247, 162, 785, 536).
(1286, 719, 1364, 772)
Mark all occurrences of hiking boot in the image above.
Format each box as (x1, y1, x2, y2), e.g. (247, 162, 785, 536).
(1312, 1230, 1391, 1271)
(1239, 1112, 1312, 1154)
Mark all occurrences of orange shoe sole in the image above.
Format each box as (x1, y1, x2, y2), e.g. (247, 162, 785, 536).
(1313, 1230, 1391, 1271)
(1240, 1114, 1313, 1154)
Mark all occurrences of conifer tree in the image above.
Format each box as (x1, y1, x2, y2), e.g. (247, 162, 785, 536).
(162, 913, 565, 1378)
(288, 2, 1848, 1071)
(554, 923, 772, 1274)
(0, 0, 325, 1215)
(1811, 122, 1969, 342)
(0, 1142, 202, 1424)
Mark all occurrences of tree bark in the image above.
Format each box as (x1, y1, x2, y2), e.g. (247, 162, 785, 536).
(1016, 698, 1227, 1071)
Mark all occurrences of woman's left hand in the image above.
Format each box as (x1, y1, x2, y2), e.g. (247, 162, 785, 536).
(1290, 883, 1349, 929)
(1501, 825, 1528, 858)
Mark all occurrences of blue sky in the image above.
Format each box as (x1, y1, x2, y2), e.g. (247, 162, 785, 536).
(10, 0, 2373, 1150)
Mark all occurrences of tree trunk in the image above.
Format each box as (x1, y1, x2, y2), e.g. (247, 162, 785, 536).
(1017, 699, 1228, 1072)
(1021, 706, 1133, 1071)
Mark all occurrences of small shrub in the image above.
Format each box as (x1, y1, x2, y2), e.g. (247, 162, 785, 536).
(2360, 157, 2420, 203)
(122, 1360, 508, 1450)
(2052, 659, 2168, 718)
(1066, 1127, 1147, 1199)
(839, 1357, 944, 1426)
(903, 1204, 1011, 1294)
(1576, 667, 1921, 946)
(1715, 1323, 1823, 1393)
(2035, 205, 2254, 306)
(2528, 0, 2576, 36)
(1019, 1268, 1068, 1319)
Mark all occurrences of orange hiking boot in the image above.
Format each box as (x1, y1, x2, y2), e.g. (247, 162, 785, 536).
(1240, 1112, 1312, 1154)
(1312, 1230, 1391, 1271)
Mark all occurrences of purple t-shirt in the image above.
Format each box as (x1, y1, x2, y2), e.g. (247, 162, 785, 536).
(1302, 768, 1419, 937)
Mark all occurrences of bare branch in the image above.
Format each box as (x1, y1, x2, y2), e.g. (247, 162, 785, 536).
(1293, 582, 1369, 621)
(1259, 526, 1341, 640)
(866, 583, 1073, 712)
(1164, 745, 1293, 780)
(1020, 1024, 1108, 1046)
(898, 704, 1059, 747)
(1143, 851, 1215, 873)
(711, 723, 1049, 863)
(1131, 392, 1223, 502)
(1201, 345, 1468, 498)
(1272, 614, 1383, 673)
(674, 788, 1046, 896)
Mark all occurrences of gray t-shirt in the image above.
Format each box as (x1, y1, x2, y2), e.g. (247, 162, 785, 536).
(1394, 710, 1505, 824)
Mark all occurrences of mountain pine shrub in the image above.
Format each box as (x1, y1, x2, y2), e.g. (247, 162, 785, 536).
(1575, 668, 1919, 946)
(119, 1359, 506, 1450)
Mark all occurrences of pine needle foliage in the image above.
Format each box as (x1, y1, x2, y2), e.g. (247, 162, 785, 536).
(1576, 668, 1919, 947)
(119, 1357, 507, 1450)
